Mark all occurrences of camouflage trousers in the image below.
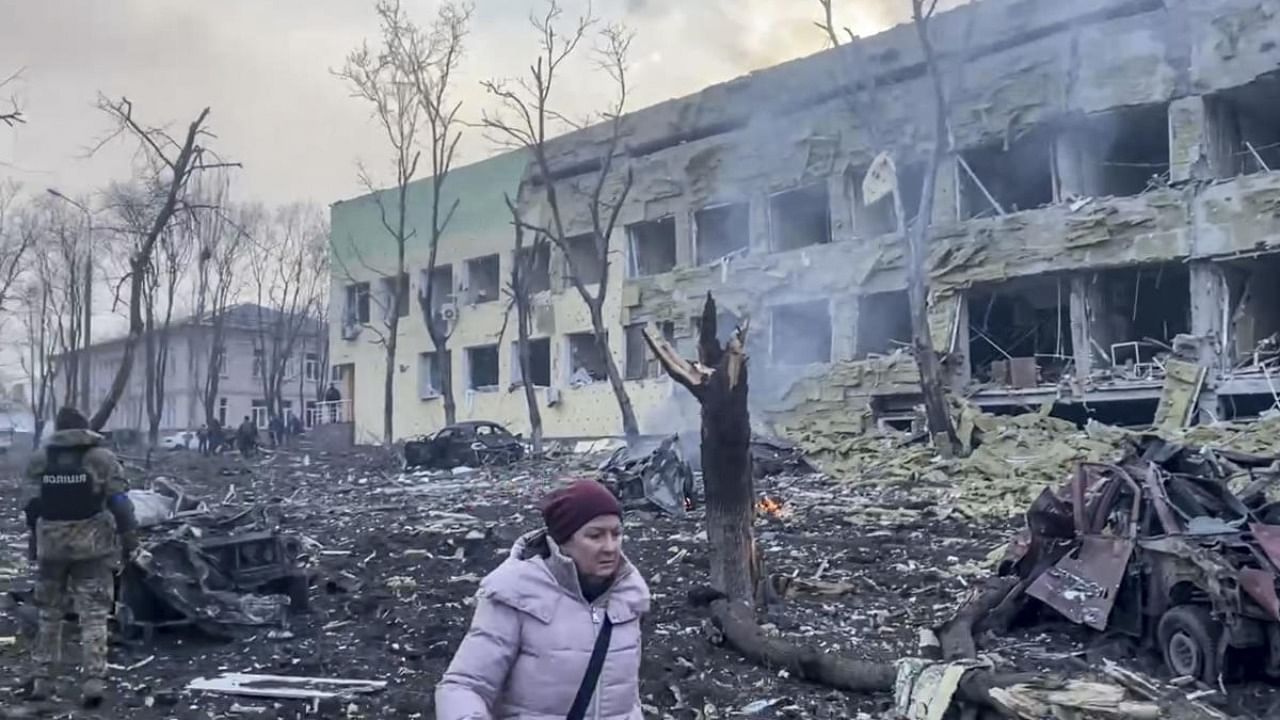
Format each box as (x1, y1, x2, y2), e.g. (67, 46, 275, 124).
(33, 559, 114, 679)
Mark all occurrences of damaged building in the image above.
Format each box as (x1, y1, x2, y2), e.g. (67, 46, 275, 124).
(331, 0, 1280, 441)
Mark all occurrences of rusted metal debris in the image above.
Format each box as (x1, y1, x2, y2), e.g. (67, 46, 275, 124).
(1000, 436, 1280, 682)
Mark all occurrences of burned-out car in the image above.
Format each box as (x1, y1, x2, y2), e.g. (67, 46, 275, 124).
(1001, 439, 1280, 683)
(403, 421, 525, 470)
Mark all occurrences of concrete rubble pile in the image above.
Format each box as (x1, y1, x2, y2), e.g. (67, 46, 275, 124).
(790, 399, 1280, 522)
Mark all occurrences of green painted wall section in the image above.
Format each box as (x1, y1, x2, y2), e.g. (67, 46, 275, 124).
(330, 149, 530, 274)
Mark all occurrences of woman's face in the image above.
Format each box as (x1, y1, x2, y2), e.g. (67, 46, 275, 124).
(562, 514, 623, 579)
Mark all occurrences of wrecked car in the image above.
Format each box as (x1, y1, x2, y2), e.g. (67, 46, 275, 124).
(117, 530, 308, 641)
(1001, 438, 1280, 683)
(599, 434, 697, 517)
(403, 421, 525, 470)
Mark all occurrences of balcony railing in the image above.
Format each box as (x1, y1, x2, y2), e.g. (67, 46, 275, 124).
(308, 399, 352, 427)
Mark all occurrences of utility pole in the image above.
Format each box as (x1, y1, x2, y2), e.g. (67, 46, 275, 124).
(46, 189, 93, 410)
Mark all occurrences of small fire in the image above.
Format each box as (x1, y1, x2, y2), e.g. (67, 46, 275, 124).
(757, 496, 785, 518)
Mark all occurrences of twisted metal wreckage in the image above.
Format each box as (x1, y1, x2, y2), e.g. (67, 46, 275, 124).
(10, 479, 309, 641)
(997, 435, 1280, 683)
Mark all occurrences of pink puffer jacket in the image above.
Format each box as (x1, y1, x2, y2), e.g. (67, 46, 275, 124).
(434, 529, 650, 720)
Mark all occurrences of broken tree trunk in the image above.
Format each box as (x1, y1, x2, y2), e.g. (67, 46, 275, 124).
(644, 293, 756, 605)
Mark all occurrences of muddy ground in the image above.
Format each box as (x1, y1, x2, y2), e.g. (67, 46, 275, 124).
(2, 441, 1279, 719)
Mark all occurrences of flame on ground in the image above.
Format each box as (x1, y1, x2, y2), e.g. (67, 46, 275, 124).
(757, 496, 784, 518)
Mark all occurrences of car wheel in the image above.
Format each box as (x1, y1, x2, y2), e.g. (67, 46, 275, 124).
(1158, 605, 1223, 682)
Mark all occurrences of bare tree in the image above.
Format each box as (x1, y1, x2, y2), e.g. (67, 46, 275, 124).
(481, 1, 641, 438)
(87, 97, 233, 431)
(819, 0, 960, 453)
(19, 211, 60, 446)
(379, 0, 474, 427)
(337, 0, 432, 446)
(247, 204, 329, 429)
(0, 67, 24, 127)
(36, 196, 89, 407)
(505, 196, 549, 453)
(0, 182, 37, 316)
(142, 220, 193, 446)
(190, 175, 247, 430)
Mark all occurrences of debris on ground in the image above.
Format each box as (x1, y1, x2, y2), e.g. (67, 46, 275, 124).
(599, 434, 696, 516)
(0, 406, 1278, 718)
(994, 434, 1280, 682)
(187, 672, 386, 700)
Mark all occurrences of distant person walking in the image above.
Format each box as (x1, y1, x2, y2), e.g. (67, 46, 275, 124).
(436, 480, 649, 720)
(236, 416, 258, 458)
(324, 384, 342, 423)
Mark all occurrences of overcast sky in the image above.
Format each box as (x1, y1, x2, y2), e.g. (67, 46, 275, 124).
(0, 0, 938, 207)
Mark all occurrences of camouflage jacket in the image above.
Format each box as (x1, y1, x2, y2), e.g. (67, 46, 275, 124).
(25, 429, 133, 564)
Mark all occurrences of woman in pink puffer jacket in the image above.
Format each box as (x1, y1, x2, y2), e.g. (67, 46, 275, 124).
(435, 480, 650, 720)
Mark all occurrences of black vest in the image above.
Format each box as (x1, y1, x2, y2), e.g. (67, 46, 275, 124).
(39, 445, 102, 521)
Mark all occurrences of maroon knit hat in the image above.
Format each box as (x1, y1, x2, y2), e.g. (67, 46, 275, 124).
(541, 480, 623, 544)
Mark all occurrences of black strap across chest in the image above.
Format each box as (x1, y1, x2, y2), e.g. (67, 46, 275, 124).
(566, 613, 613, 720)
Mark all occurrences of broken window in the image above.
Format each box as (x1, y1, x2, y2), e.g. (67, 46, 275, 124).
(1089, 263, 1191, 370)
(968, 276, 1074, 387)
(626, 218, 677, 277)
(378, 273, 409, 320)
(770, 301, 832, 365)
(694, 202, 749, 265)
(516, 244, 551, 294)
(848, 162, 924, 238)
(1225, 255, 1280, 364)
(419, 351, 443, 399)
(1212, 76, 1280, 176)
(1088, 103, 1171, 198)
(562, 234, 604, 288)
(510, 338, 551, 388)
(465, 255, 500, 304)
(466, 345, 499, 390)
(344, 282, 370, 324)
(567, 332, 609, 385)
(625, 322, 676, 380)
(769, 184, 831, 251)
(960, 129, 1054, 219)
(419, 264, 454, 318)
(855, 291, 912, 358)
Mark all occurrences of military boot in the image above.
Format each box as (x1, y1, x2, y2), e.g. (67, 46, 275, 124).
(81, 677, 107, 708)
(26, 676, 54, 701)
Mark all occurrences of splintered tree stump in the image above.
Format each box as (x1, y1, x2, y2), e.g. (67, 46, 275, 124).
(647, 295, 1046, 712)
(645, 293, 756, 605)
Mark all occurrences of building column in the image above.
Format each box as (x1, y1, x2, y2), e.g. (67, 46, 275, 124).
(1069, 273, 1111, 383)
(832, 295, 858, 361)
(1189, 261, 1227, 370)
(748, 190, 771, 255)
(1054, 126, 1105, 199)
(829, 171, 855, 243)
(931, 156, 961, 225)
(673, 206, 694, 269)
(1169, 96, 1241, 183)
(1189, 260, 1228, 422)
(947, 291, 972, 392)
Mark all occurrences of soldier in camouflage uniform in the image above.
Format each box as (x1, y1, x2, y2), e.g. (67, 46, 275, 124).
(22, 407, 139, 706)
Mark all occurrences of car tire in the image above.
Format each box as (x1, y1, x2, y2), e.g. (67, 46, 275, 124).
(1158, 605, 1223, 682)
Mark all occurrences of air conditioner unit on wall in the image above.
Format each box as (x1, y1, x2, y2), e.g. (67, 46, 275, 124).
(439, 303, 459, 324)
